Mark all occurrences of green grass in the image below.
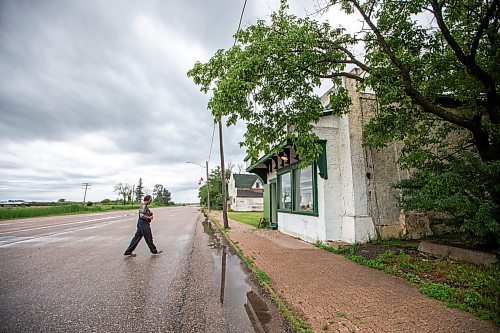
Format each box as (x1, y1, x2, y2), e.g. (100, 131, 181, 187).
(315, 239, 500, 325)
(225, 211, 263, 228)
(313, 240, 346, 254)
(0, 204, 140, 220)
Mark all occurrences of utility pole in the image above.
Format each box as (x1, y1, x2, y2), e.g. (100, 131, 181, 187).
(219, 122, 229, 228)
(206, 160, 211, 212)
(82, 183, 91, 205)
(187, 161, 211, 212)
(215, 0, 246, 227)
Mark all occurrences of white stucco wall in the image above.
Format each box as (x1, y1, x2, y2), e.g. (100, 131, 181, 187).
(228, 177, 237, 200)
(233, 197, 263, 212)
(275, 115, 338, 243)
(314, 116, 345, 242)
(272, 86, 375, 243)
(340, 78, 376, 242)
(278, 212, 326, 243)
(261, 74, 380, 244)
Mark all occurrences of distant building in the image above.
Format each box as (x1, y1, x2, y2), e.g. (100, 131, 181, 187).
(227, 174, 264, 212)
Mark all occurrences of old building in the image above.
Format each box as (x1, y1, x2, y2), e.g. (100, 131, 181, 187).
(246, 70, 428, 244)
(227, 174, 264, 212)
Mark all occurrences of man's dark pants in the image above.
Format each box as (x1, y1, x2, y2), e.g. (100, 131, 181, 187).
(124, 219, 158, 254)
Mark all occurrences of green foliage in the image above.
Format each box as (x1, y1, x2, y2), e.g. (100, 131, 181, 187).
(198, 166, 231, 210)
(153, 184, 172, 206)
(114, 183, 132, 205)
(347, 253, 392, 272)
(397, 151, 500, 246)
(135, 178, 144, 203)
(254, 268, 270, 284)
(313, 240, 346, 254)
(188, 3, 350, 164)
(189, 0, 500, 246)
(420, 282, 458, 304)
(316, 241, 500, 324)
(421, 264, 500, 324)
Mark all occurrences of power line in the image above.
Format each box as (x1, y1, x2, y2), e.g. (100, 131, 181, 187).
(208, 122, 216, 163)
(234, 0, 248, 46)
(220, 0, 248, 228)
(208, 0, 247, 166)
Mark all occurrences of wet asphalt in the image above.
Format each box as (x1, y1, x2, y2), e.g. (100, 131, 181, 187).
(0, 206, 290, 333)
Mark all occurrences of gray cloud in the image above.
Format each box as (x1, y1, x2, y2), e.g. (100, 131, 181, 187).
(0, 0, 318, 202)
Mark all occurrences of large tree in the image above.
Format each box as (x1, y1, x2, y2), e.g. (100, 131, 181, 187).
(114, 183, 132, 205)
(153, 184, 173, 206)
(188, 0, 499, 245)
(198, 166, 231, 210)
(135, 178, 144, 203)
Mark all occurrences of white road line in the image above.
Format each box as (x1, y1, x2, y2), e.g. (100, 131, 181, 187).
(0, 218, 134, 247)
(0, 211, 130, 226)
(0, 214, 133, 235)
(0, 212, 137, 226)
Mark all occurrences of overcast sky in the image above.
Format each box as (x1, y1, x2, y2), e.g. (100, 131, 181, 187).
(0, 0, 358, 203)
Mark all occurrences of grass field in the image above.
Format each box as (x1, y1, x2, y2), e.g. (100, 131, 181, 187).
(226, 211, 263, 228)
(0, 204, 140, 220)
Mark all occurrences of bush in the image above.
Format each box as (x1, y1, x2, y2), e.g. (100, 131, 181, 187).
(397, 151, 500, 247)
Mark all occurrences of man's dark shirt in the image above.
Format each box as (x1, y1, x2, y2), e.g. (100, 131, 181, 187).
(138, 203, 153, 221)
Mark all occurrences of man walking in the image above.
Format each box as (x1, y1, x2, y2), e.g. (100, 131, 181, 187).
(124, 195, 162, 256)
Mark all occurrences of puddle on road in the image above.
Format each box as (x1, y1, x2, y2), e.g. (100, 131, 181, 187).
(202, 219, 272, 333)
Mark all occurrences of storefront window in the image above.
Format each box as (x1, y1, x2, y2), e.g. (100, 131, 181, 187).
(279, 172, 292, 210)
(294, 165, 314, 211)
(277, 162, 317, 215)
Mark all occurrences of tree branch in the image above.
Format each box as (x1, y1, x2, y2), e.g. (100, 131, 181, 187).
(348, 0, 474, 129)
(299, 65, 364, 81)
(320, 41, 371, 72)
(430, 0, 498, 125)
(470, 0, 498, 59)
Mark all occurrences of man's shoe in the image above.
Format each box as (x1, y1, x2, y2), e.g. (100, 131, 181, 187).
(151, 250, 163, 255)
(124, 253, 137, 257)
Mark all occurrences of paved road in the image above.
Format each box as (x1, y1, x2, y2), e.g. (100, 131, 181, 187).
(0, 206, 289, 332)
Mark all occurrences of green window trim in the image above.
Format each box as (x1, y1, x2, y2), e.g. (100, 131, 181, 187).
(277, 209, 319, 217)
(317, 140, 328, 180)
(277, 162, 319, 216)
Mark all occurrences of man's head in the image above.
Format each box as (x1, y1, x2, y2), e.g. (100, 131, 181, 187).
(143, 195, 152, 204)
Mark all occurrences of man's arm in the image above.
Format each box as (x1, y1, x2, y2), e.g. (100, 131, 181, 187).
(139, 205, 153, 220)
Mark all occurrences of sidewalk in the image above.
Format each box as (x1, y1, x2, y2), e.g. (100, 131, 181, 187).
(209, 212, 497, 333)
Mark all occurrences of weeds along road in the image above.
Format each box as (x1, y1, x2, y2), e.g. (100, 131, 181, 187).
(0, 206, 289, 333)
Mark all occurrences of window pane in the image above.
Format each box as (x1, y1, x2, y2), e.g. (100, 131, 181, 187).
(295, 165, 314, 212)
(279, 172, 292, 210)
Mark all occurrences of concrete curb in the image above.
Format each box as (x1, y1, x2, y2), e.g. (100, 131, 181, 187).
(418, 241, 497, 265)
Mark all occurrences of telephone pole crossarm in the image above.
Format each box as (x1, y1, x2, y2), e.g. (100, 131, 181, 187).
(81, 182, 91, 205)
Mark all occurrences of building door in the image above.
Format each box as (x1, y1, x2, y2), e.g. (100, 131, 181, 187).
(263, 184, 271, 222)
(270, 180, 277, 226)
